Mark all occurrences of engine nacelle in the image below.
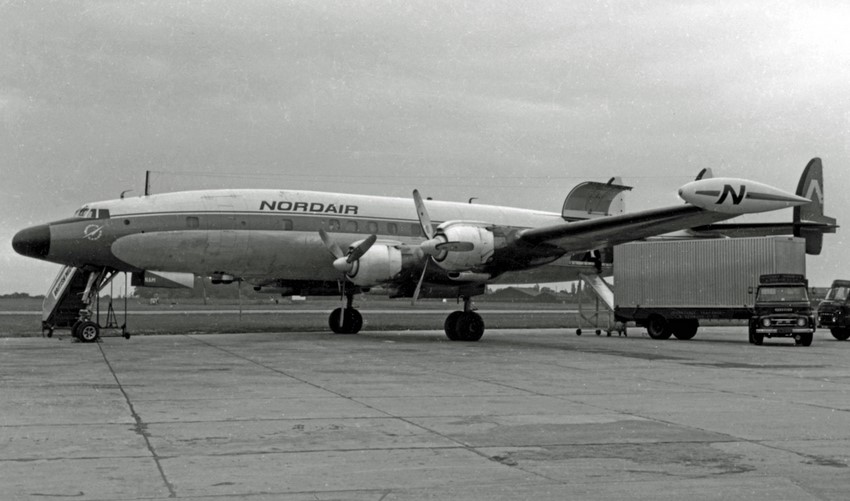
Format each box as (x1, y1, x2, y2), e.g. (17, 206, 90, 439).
(431, 222, 495, 271)
(347, 243, 403, 287)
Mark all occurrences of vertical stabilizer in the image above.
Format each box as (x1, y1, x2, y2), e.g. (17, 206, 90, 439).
(793, 158, 837, 255)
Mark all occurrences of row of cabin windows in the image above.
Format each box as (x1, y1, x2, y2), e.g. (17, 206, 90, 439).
(184, 216, 424, 236)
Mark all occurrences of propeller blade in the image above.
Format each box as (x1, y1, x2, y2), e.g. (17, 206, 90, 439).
(413, 189, 434, 239)
(347, 234, 377, 263)
(319, 229, 344, 259)
(436, 241, 475, 252)
(411, 259, 428, 306)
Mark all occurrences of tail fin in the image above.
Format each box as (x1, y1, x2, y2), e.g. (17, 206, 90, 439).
(793, 158, 837, 254)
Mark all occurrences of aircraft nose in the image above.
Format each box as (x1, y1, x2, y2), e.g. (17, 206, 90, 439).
(12, 224, 51, 259)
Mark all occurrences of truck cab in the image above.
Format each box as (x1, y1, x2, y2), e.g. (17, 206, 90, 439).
(749, 274, 815, 346)
(816, 280, 850, 341)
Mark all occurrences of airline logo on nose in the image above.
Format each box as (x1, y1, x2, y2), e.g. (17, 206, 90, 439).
(83, 224, 103, 241)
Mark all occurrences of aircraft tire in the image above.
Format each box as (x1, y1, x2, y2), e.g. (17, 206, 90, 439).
(455, 312, 485, 342)
(329, 308, 361, 334)
(830, 328, 850, 341)
(646, 315, 672, 340)
(76, 321, 100, 343)
(444, 311, 463, 340)
(348, 309, 363, 334)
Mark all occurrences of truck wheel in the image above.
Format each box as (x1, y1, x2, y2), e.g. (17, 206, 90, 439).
(672, 319, 698, 340)
(748, 322, 756, 344)
(752, 331, 764, 345)
(830, 328, 850, 341)
(646, 315, 672, 340)
(800, 333, 813, 347)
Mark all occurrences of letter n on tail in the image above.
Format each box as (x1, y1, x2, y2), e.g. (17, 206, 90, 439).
(716, 184, 746, 205)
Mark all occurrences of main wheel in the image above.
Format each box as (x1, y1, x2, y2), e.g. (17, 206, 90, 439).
(329, 308, 363, 334)
(76, 321, 100, 343)
(830, 328, 850, 341)
(444, 311, 464, 341)
(454, 312, 485, 342)
(646, 315, 672, 340)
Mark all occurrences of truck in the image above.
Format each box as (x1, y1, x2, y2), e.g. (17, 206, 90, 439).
(613, 236, 806, 341)
(816, 280, 850, 341)
(748, 274, 815, 346)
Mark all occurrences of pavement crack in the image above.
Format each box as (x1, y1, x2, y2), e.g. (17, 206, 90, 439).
(97, 343, 177, 498)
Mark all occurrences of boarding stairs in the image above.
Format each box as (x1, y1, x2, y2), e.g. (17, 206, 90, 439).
(42, 266, 89, 335)
(42, 266, 126, 338)
(576, 273, 625, 336)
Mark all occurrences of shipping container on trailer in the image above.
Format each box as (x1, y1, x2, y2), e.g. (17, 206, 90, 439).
(613, 236, 806, 340)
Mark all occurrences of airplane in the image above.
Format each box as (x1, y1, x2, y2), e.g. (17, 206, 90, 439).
(12, 158, 833, 343)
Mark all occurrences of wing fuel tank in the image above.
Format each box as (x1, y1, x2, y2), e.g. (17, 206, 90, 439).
(678, 178, 810, 214)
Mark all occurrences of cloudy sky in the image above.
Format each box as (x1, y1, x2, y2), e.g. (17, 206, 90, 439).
(2, 0, 848, 294)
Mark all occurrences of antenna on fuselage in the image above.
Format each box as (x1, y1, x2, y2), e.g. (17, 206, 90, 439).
(120, 189, 133, 199)
(144, 171, 151, 196)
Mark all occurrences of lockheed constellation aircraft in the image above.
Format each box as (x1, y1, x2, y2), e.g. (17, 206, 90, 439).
(12, 159, 834, 342)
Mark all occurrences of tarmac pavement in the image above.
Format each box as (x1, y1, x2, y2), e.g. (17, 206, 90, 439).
(1, 326, 849, 500)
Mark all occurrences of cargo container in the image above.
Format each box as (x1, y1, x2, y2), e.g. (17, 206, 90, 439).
(613, 236, 806, 340)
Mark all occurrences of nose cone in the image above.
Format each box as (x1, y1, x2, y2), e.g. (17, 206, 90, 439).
(12, 224, 51, 259)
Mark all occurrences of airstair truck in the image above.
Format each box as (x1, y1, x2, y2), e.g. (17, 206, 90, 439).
(613, 236, 806, 340)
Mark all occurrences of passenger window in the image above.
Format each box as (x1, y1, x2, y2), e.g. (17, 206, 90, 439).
(411, 224, 422, 236)
(186, 216, 200, 229)
(387, 223, 398, 235)
(280, 219, 293, 230)
(345, 220, 359, 232)
(327, 219, 340, 231)
(367, 221, 379, 234)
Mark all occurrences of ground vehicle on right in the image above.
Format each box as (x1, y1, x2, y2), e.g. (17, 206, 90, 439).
(816, 280, 850, 341)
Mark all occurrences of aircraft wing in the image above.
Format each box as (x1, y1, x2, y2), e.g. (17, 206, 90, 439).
(517, 204, 735, 254)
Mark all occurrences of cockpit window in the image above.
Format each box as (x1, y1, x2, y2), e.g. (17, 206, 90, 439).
(74, 208, 110, 219)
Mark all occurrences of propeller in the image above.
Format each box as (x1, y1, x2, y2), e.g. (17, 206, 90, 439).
(319, 230, 377, 327)
(410, 190, 475, 304)
(412, 190, 475, 256)
(319, 230, 377, 275)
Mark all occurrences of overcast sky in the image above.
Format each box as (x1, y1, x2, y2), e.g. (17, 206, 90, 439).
(2, 0, 848, 294)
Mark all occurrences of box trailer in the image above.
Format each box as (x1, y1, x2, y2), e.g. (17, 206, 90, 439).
(613, 236, 806, 340)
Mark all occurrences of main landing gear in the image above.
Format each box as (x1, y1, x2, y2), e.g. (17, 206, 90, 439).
(444, 296, 484, 342)
(329, 292, 363, 334)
